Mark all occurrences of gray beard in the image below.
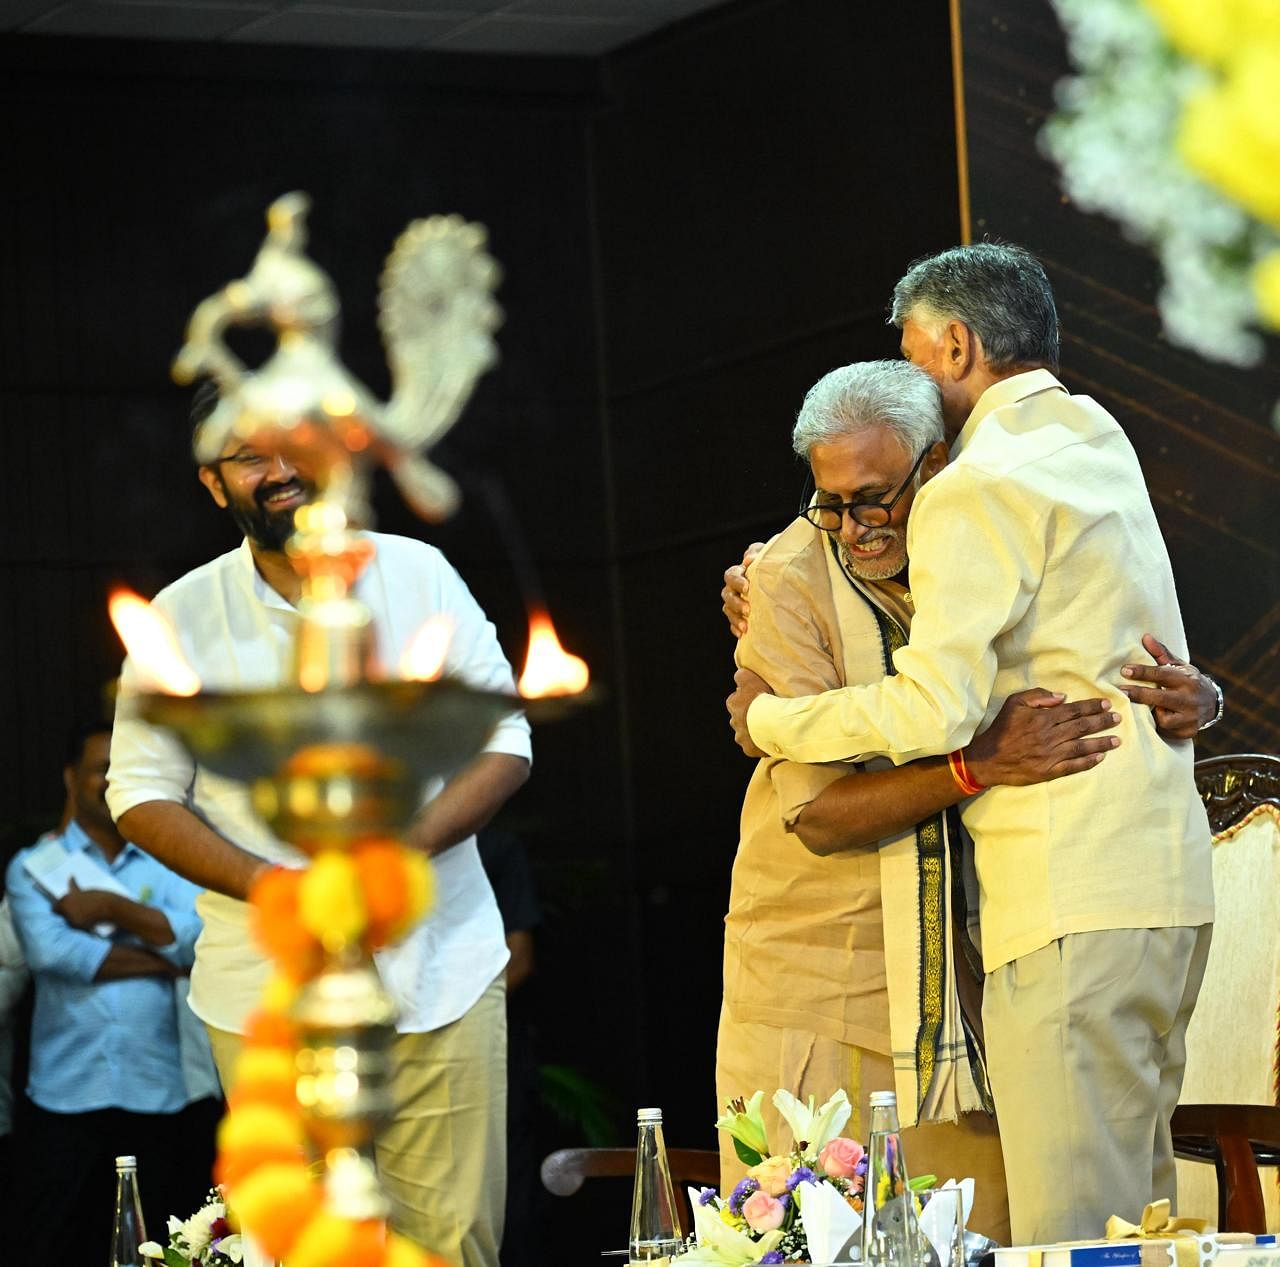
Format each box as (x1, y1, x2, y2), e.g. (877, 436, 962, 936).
(836, 532, 908, 582)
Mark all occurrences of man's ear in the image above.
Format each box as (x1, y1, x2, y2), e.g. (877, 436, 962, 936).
(921, 439, 949, 484)
(197, 464, 229, 509)
(943, 320, 978, 381)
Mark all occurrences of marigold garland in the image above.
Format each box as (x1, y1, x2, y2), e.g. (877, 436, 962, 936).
(218, 836, 446, 1267)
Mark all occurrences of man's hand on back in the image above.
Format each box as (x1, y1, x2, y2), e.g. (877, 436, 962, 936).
(726, 667, 773, 758)
(1120, 633, 1220, 741)
(965, 688, 1121, 787)
(721, 542, 765, 638)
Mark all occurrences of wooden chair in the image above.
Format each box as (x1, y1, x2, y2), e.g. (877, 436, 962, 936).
(1172, 1104, 1280, 1233)
(540, 1146, 721, 1232)
(1173, 754, 1280, 1232)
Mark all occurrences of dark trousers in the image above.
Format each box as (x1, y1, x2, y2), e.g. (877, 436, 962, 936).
(16, 1098, 216, 1263)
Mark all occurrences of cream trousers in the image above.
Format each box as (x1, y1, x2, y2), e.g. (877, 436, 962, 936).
(983, 925, 1212, 1246)
(207, 972, 508, 1267)
(715, 1006, 1011, 1243)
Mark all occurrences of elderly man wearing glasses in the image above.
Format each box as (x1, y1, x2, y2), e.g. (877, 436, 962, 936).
(724, 244, 1220, 1247)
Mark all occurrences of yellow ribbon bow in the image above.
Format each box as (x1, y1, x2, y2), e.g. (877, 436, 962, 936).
(1106, 1200, 1208, 1267)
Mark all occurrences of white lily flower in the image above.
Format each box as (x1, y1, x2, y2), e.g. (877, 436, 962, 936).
(138, 1242, 165, 1260)
(219, 1232, 246, 1263)
(714, 1089, 769, 1158)
(772, 1088, 851, 1152)
(682, 1197, 785, 1265)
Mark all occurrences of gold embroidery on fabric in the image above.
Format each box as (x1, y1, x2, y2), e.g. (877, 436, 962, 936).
(916, 816, 945, 1107)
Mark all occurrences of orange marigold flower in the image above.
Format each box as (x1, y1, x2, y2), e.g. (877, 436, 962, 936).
(250, 867, 324, 980)
(231, 1163, 322, 1258)
(354, 840, 409, 947)
(244, 1009, 298, 1049)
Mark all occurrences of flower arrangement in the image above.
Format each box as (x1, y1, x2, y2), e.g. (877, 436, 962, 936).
(140, 1187, 243, 1266)
(684, 1090, 933, 1265)
(208, 837, 447, 1267)
(1042, 0, 1280, 427)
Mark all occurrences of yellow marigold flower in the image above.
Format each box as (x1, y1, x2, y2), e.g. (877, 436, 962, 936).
(282, 1212, 355, 1267)
(1254, 250, 1280, 328)
(229, 1162, 321, 1258)
(1146, 0, 1280, 68)
(262, 973, 299, 1014)
(232, 1046, 295, 1089)
(387, 1232, 437, 1267)
(218, 1103, 305, 1153)
(299, 851, 366, 950)
(399, 848, 435, 933)
(1179, 46, 1280, 229)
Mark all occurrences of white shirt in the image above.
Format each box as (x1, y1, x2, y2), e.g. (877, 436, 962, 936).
(107, 532, 532, 1035)
(747, 370, 1212, 971)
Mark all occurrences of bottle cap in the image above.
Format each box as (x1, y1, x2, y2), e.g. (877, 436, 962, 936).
(869, 1090, 897, 1107)
(115, 1155, 138, 1169)
(637, 1107, 663, 1123)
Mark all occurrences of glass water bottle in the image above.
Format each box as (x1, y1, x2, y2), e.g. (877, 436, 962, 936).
(629, 1107, 683, 1263)
(860, 1090, 922, 1267)
(109, 1154, 148, 1267)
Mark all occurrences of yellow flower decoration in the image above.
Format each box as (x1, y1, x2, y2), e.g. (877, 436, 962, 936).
(232, 1045, 296, 1089)
(1179, 44, 1280, 231)
(299, 850, 366, 951)
(282, 1211, 355, 1267)
(1146, 0, 1280, 68)
(262, 972, 300, 1015)
(219, 1102, 306, 1153)
(399, 848, 435, 934)
(386, 1233, 435, 1267)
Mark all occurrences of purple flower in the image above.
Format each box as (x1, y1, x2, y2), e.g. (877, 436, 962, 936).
(697, 1186, 717, 1206)
(855, 1156, 869, 1177)
(785, 1165, 816, 1191)
(729, 1176, 760, 1215)
(758, 1254, 785, 1265)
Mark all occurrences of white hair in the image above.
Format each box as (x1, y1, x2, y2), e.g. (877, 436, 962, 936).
(792, 360, 944, 461)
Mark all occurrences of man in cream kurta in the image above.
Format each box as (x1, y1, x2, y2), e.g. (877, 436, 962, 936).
(729, 245, 1214, 1244)
(720, 511, 1011, 1241)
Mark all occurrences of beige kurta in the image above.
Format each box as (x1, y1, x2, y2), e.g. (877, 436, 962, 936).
(719, 517, 1008, 1239)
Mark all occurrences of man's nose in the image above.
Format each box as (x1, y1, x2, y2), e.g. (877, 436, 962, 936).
(264, 452, 297, 480)
(840, 511, 871, 543)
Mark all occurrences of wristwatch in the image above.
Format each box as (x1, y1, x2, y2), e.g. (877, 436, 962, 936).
(1198, 677, 1225, 732)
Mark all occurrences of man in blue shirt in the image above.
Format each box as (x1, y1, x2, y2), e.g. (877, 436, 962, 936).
(5, 723, 207, 1260)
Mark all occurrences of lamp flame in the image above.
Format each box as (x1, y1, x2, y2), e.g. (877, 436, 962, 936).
(518, 611, 589, 699)
(108, 590, 202, 696)
(398, 614, 455, 681)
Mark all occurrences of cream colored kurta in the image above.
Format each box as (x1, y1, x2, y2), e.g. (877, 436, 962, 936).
(746, 370, 1213, 970)
(726, 517, 889, 1053)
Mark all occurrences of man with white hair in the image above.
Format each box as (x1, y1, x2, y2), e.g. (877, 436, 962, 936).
(727, 244, 1216, 1244)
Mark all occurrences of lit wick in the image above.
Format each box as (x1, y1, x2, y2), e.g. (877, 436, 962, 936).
(474, 476, 590, 700)
(518, 611, 589, 699)
(108, 589, 202, 696)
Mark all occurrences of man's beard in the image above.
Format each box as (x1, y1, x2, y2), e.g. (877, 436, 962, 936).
(836, 527, 909, 582)
(224, 475, 314, 551)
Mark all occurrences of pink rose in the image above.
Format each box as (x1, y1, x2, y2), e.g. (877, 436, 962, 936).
(819, 1136, 866, 1179)
(742, 1190, 787, 1233)
(747, 1155, 793, 1196)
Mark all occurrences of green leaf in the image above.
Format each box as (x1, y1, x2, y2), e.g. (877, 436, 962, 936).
(163, 1248, 188, 1267)
(732, 1137, 763, 1167)
(908, 1173, 938, 1191)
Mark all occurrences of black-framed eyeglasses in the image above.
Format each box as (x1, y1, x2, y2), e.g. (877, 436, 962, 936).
(214, 451, 272, 472)
(799, 445, 929, 532)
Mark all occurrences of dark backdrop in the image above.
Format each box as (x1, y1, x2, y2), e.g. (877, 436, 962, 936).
(0, 0, 962, 1239)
